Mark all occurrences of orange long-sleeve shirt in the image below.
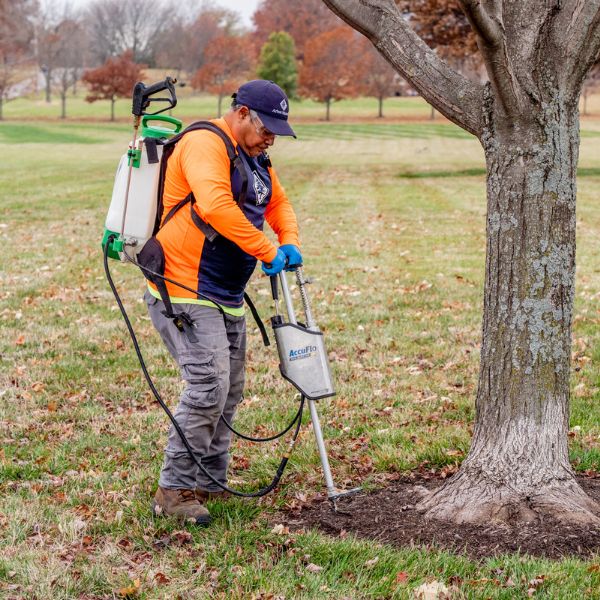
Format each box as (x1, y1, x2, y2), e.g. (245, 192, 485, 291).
(150, 118, 299, 309)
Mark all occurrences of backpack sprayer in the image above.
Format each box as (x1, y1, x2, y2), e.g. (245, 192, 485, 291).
(101, 77, 360, 505)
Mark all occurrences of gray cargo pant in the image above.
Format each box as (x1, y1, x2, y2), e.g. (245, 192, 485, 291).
(145, 291, 246, 492)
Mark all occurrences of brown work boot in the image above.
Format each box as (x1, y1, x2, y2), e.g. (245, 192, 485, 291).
(152, 487, 212, 526)
(195, 489, 231, 502)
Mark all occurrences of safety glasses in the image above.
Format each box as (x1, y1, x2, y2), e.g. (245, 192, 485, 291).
(249, 110, 275, 140)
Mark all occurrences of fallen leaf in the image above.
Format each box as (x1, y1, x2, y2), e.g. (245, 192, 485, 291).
(588, 565, 600, 573)
(306, 563, 323, 573)
(47, 401, 58, 412)
(396, 571, 409, 584)
(364, 556, 379, 568)
(14, 335, 25, 346)
(413, 580, 451, 599)
(154, 572, 170, 585)
(118, 579, 141, 598)
(271, 524, 290, 535)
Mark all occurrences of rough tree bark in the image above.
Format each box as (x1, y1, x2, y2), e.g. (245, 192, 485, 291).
(323, 0, 600, 525)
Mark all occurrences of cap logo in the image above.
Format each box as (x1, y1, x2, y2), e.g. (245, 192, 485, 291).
(280, 99, 288, 111)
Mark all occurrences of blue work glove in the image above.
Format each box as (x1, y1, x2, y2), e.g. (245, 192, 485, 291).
(279, 244, 303, 271)
(261, 249, 287, 276)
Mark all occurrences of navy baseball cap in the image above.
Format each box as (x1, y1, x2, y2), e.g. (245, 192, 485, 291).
(233, 80, 296, 138)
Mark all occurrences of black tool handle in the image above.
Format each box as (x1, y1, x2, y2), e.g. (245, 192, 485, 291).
(270, 275, 279, 301)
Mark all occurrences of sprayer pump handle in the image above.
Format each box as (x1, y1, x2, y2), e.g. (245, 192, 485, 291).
(132, 76, 178, 117)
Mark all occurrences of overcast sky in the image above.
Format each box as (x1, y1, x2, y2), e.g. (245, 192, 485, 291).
(65, 0, 261, 27)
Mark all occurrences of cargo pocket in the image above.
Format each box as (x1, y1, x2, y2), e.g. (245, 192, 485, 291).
(179, 351, 222, 408)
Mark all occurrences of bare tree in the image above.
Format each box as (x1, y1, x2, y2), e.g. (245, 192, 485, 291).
(85, 0, 179, 65)
(35, 1, 69, 103)
(154, 4, 240, 78)
(54, 18, 87, 118)
(581, 61, 600, 116)
(323, 0, 600, 526)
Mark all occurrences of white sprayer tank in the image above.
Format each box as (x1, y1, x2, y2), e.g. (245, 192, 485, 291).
(103, 116, 182, 261)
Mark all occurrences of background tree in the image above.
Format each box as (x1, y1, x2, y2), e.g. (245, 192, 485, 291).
(35, 2, 66, 104)
(358, 41, 399, 118)
(81, 51, 144, 121)
(85, 0, 177, 65)
(299, 27, 365, 120)
(257, 31, 298, 98)
(400, 0, 483, 118)
(581, 61, 600, 116)
(191, 35, 254, 117)
(323, 0, 600, 526)
(53, 18, 88, 118)
(403, 0, 479, 69)
(154, 5, 240, 77)
(0, 0, 37, 120)
(253, 0, 343, 61)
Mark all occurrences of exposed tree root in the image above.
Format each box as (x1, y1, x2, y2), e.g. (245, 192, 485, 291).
(416, 470, 600, 526)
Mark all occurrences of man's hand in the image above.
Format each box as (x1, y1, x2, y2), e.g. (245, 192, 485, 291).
(261, 249, 287, 276)
(279, 244, 303, 271)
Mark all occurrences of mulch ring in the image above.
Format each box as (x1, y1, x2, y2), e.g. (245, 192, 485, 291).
(284, 475, 600, 560)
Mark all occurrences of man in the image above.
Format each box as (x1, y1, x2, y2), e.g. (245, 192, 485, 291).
(146, 80, 302, 525)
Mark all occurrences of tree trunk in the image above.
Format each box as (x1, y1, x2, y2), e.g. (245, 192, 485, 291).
(325, 97, 331, 121)
(418, 91, 599, 525)
(378, 95, 383, 118)
(217, 93, 223, 118)
(582, 91, 588, 116)
(110, 97, 115, 122)
(430, 105, 435, 120)
(60, 92, 66, 119)
(45, 72, 51, 104)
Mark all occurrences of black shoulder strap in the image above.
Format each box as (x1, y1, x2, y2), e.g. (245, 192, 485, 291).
(153, 121, 248, 237)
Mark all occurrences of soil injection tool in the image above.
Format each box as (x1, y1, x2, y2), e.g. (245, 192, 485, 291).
(270, 268, 361, 503)
(101, 76, 360, 505)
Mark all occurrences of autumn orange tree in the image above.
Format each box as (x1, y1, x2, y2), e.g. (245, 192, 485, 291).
(82, 51, 145, 121)
(299, 27, 365, 120)
(402, 0, 479, 66)
(191, 35, 254, 117)
(253, 0, 342, 60)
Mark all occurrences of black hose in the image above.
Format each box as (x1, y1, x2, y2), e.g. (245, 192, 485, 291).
(103, 238, 304, 498)
(220, 402, 303, 442)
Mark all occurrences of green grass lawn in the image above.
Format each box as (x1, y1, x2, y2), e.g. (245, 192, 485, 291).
(0, 114, 599, 599)
(2, 87, 435, 123)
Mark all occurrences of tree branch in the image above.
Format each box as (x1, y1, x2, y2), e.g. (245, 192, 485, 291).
(561, 2, 600, 94)
(457, 0, 523, 118)
(458, 0, 502, 47)
(321, 0, 483, 137)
